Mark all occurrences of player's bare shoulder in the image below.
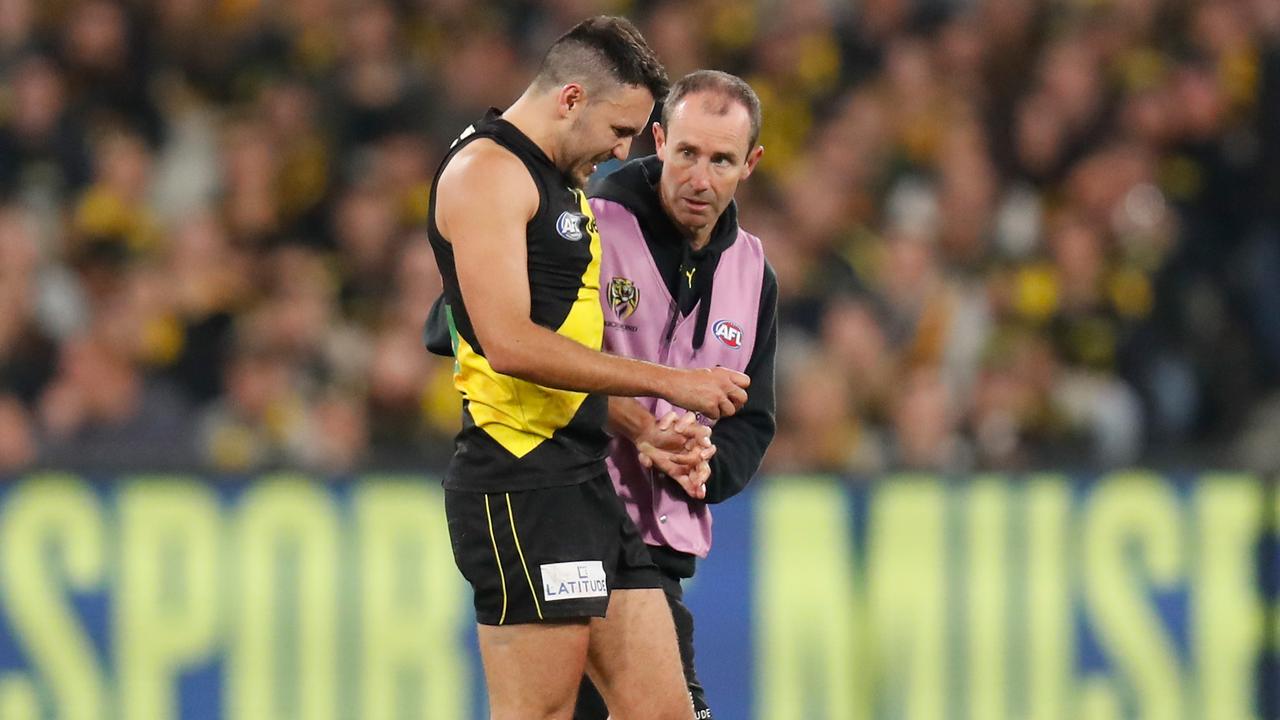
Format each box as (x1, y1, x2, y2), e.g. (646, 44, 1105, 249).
(435, 139, 538, 240)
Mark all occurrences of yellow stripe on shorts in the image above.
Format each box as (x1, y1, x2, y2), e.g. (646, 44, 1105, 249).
(506, 493, 543, 621)
(484, 494, 508, 625)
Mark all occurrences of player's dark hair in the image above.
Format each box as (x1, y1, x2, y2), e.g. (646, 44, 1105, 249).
(662, 70, 763, 152)
(533, 16, 669, 101)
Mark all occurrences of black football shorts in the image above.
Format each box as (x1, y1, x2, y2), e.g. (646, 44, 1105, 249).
(445, 472, 662, 625)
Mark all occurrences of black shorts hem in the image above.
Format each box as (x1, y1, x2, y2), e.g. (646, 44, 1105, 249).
(475, 600, 608, 626)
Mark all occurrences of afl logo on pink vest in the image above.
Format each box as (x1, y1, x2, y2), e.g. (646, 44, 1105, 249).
(712, 319, 744, 349)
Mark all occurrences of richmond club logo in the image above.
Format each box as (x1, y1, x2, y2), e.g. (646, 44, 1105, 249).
(607, 277, 639, 320)
(713, 319, 743, 349)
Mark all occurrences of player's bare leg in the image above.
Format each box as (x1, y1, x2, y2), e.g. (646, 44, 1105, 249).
(584, 588, 694, 720)
(478, 620, 592, 720)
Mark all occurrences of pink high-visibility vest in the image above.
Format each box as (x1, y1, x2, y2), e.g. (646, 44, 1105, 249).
(590, 197, 765, 557)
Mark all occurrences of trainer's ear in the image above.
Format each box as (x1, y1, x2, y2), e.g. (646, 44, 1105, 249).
(557, 83, 586, 117)
(652, 121, 667, 157)
(743, 145, 764, 178)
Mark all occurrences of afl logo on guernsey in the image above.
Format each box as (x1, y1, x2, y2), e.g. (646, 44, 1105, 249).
(556, 211, 587, 241)
(713, 319, 744, 349)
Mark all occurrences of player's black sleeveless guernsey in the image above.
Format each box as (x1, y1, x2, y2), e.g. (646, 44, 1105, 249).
(426, 109, 610, 493)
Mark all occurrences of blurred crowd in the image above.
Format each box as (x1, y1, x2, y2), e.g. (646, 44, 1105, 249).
(0, 0, 1278, 476)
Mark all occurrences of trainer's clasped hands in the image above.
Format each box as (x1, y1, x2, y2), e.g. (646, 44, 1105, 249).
(636, 411, 716, 500)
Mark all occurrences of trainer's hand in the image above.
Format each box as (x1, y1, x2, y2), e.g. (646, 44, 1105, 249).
(665, 367, 749, 420)
(665, 458, 712, 500)
(636, 412, 715, 499)
(635, 411, 692, 452)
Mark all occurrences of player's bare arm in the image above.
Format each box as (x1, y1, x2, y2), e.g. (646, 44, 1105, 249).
(437, 141, 749, 419)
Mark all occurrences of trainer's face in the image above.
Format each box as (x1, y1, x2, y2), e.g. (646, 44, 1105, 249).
(562, 83, 654, 187)
(654, 92, 762, 240)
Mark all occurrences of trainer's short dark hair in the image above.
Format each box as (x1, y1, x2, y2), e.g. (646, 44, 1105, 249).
(661, 70, 762, 152)
(533, 16, 669, 101)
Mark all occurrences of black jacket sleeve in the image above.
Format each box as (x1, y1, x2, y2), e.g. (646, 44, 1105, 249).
(423, 294, 453, 356)
(704, 260, 778, 504)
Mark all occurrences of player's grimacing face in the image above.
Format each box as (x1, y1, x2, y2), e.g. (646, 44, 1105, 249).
(654, 93, 761, 234)
(565, 84, 653, 187)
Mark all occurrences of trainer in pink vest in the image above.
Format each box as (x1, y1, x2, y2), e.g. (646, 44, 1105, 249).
(589, 197, 765, 557)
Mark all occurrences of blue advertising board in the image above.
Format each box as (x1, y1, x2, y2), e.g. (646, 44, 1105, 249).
(0, 472, 1274, 719)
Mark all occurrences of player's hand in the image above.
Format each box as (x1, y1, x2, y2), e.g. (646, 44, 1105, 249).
(666, 367, 749, 420)
(636, 412, 715, 500)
